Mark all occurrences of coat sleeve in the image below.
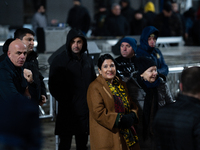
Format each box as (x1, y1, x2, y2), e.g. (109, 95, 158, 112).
(157, 50, 169, 76)
(0, 70, 27, 102)
(48, 58, 68, 101)
(87, 83, 118, 130)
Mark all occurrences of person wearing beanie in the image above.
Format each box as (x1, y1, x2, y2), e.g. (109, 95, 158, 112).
(115, 37, 138, 82)
(136, 26, 169, 76)
(153, 1, 183, 37)
(128, 56, 174, 150)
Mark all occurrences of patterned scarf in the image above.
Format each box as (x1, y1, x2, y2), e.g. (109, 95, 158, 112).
(107, 78, 138, 147)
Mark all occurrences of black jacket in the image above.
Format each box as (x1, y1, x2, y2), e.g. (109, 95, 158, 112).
(103, 14, 130, 36)
(115, 55, 137, 82)
(23, 51, 47, 104)
(0, 56, 39, 103)
(67, 5, 91, 34)
(153, 93, 200, 150)
(127, 74, 174, 141)
(49, 29, 96, 135)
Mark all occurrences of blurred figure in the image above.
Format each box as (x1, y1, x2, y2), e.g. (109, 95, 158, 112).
(14, 28, 47, 106)
(92, 3, 108, 36)
(171, 0, 185, 38)
(103, 3, 130, 36)
(154, 66, 200, 150)
(192, 6, 200, 46)
(136, 26, 169, 76)
(144, 1, 157, 26)
(31, 4, 47, 33)
(0, 96, 42, 150)
(154, 1, 183, 37)
(67, 0, 91, 35)
(130, 56, 174, 150)
(183, 7, 196, 45)
(130, 9, 147, 35)
(119, 0, 135, 27)
(0, 38, 14, 62)
(32, 4, 47, 53)
(87, 54, 140, 150)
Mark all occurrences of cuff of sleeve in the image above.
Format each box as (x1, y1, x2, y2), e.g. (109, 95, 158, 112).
(114, 113, 121, 128)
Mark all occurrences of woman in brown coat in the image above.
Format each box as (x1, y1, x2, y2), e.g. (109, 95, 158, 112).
(87, 54, 140, 150)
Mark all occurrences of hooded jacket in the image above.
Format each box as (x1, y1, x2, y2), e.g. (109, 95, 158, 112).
(48, 29, 96, 135)
(136, 26, 169, 76)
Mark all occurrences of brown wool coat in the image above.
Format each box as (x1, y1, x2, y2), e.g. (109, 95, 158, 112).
(87, 75, 140, 150)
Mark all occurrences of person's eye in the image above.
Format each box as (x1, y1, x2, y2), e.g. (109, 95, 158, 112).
(110, 64, 115, 67)
(103, 65, 108, 68)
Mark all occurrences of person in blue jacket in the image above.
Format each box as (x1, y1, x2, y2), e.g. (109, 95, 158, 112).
(136, 26, 169, 76)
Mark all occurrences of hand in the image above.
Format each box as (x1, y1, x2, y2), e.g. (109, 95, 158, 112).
(119, 112, 137, 129)
(39, 95, 47, 106)
(23, 69, 34, 83)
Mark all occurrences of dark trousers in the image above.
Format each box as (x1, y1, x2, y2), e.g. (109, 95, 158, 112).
(58, 133, 88, 150)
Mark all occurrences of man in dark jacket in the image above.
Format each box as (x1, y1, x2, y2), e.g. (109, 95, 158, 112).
(48, 28, 96, 150)
(119, 0, 135, 28)
(154, 1, 183, 37)
(153, 66, 200, 150)
(0, 39, 39, 103)
(14, 28, 47, 105)
(67, 0, 91, 35)
(103, 3, 130, 36)
(115, 37, 138, 82)
(136, 26, 169, 76)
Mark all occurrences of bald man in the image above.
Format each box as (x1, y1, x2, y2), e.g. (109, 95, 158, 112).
(0, 39, 39, 103)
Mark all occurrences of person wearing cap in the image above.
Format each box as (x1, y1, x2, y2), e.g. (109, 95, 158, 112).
(66, 0, 91, 35)
(144, 1, 156, 26)
(130, 56, 174, 150)
(154, 1, 183, 37)
(136, 26, 169, 76)
(49, 28, 96, 150)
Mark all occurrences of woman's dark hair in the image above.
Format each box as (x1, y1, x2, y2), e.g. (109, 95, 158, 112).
(97, 54, 117, 69)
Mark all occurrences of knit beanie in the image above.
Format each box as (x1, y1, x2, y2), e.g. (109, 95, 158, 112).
(120, 37, 137, 53)
(136, 57, 157, 75)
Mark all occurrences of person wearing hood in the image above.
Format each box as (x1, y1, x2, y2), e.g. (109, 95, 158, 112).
(67, 0, 91, 35)
(136, 26, 169, 76)
(144, 1, 157, 26)
(119, 0, 135, 28)
(48, 28, 96, 150)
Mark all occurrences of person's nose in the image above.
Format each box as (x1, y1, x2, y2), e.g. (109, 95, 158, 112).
(30, 40, 34, 45)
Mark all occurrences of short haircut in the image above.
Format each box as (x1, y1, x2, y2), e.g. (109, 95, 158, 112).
(14, 28, 35, 40)
(180, 66, 200, 94)
(97, 54, 117, 69)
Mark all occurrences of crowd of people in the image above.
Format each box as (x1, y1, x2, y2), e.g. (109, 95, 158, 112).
(0, 0, 200, 150)
(64, 0, 200, 46)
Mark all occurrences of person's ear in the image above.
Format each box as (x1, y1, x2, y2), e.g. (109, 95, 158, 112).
(98, 68, 101, 74)
(179, 82, 183, 92)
